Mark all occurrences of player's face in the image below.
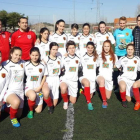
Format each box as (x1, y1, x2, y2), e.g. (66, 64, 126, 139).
(83, 26, 90, 35)
(30, 51, 40, 63)
(18, 18, 28, 31)
(68, 45, 76, 56)
(103, 42, 110, 53)
(119, 20, 126, 29)
(50, 46, 58, 57)
(86, 45, 94, 55)
(127, 46, 134, 56)
(0, 53, 2, 63)
(41, 30, 49, 40)
(11, 50, 22, 63)
(72, 28, 78, 36)
(57, 22, 65, 33)
(99, 24, 106, 33)
(0, 21, 2, 31)
(137, 17, 140, 27)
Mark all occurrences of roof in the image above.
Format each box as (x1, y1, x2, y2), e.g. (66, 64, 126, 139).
(114, 18, 136, 23)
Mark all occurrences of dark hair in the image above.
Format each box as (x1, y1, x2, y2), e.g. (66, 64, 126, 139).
(137, 14, 140, 21)
(102, 40, 116, 64)
(71, 23, 79, 30)
(86, 42, 98, 61)
(30, 47, 41, 63)
(55, 19, 65, 32)
(126, 43, 135, 50)
(18, 17, 28, 23)
(98, 21, 106, 32)
(9, 47, 22, 60)
(82, 23, 90, 28)
(49, 42, 59, 50)
(66, 40, 76, 52)
(39, 27, 50, 42)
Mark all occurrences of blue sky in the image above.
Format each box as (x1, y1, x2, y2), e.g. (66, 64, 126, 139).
(0, 0, 140, 24)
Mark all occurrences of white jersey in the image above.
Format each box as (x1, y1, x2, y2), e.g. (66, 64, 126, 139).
(61, 54, 82, 81)
(116, 56, 140, 80)
(2, 60, 25, 91)
(49, 32, 68, 57)
(43, 56, 61, 76)
(95, 32, 115, 55)
(67, 33, 81, 57)
(36, 41, 51, 60)
(79, 34, 96, 56)
(80, 53, 99, 81)
(98, 54, 118, 81)
(25, 61, 45, 89)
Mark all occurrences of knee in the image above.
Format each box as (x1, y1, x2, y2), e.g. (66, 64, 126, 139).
(83, 80, 90, 87)
(30, 93, 37, 101)
(119, 84, 126, 91)
(133, 82, 138, 88)
(12, 99, 20, 108)
(61, 86, 67, 93)
(98, 80, 105, 86)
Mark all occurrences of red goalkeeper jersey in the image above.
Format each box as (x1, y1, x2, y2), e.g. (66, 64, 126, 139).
(0, 31, 11, 62)
(11, 29, 36, 60)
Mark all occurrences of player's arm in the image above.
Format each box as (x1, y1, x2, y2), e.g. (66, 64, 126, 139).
(11, 33, 16, 48)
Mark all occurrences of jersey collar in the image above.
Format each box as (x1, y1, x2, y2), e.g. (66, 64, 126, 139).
(55, 32, 64, 36)
(48, 56, 57, 61)
(68, 54, 76, 59)
(86, 52, 94, 57)
(82, 34, 90, 37)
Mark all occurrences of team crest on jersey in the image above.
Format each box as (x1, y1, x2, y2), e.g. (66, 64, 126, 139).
(69, 67, 76, 72)
(89, 38, 92, 41)
(63, 37, 66, 40)
(58, 43, 64, 48)
(57, 61, 60, 65)
(127, 67, 135, 71)
(87, 65, 94, 69)
(53, 68, 59, 74)
(75, 60, 79, 64)
(15, 76, 23, 82)
(46, 51, 49, 56)
(1, 73, 6, 78)
(20, 64, 23, 68)
(106, 36, 109, 40)
(109, 58, 112, 61)
(31, 76, 39, 81)
(134, 60, 137, 64)
(39, 68, 42, 73)
(103, 63, 109, 68)
(27, 35, 31, 39)
(2, 34, 6, 38)
(126, 33, 129, 36)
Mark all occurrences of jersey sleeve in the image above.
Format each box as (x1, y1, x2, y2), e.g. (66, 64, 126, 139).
(109, 33, 116, 45)
(113, 30, 116, 40)
(137, 59, 140, 71)
(44, 64, 48, 76)
(130, 30, 133, 42)
(115, 57, 122, 69)
(11, 33, 16, 48)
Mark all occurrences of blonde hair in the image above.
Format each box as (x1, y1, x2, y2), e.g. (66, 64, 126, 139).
(119, 16, 127, 22)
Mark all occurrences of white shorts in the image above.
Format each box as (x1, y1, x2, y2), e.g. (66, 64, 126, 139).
(25, 87, 43, 106)
(96, 75, 113, 91)
(79, 76, 96, 94)
(46, 76, 60, 100)
(118, 76, 134, 97)
(60, 77, 78, 97)
(4, 90, 24, 108)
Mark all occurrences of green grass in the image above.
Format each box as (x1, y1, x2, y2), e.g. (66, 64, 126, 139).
(1, 92, 140, 140)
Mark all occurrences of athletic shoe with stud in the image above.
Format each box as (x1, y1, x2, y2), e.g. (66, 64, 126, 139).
(87, 103, 94, 110)
(11, 118, 20, 127)
(102, 101, 108, 108)
(48, 106, 54, 114)
(63, 102, 68, 110)
(27, 111, 33, 119)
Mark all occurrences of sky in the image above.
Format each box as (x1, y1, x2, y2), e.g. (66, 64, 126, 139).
(0, 0, 140, 24)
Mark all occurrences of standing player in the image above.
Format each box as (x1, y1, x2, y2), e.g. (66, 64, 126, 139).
(0, 19, 11, 62)
(49, 19, 67, 57)
(115, 44, 140, 108)
(113, 16, 133, 58)
(132, 14, 140, 57)
(79, 23, 96, 56)
(67, 23, 81, 56)
(36, 27, 51, 60)
(25, 47, 46, 119)
(2, 47, 25, 127)
(11, 17, 36, 61)
(42, 42, 61, 113)
(96, 40, 118, 108)
(60, 41, 82, 110)
(79, 42, 98, 110)
(95, 21, 115, 55)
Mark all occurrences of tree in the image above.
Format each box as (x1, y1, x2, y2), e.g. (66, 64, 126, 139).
(136, 4, 140, 16)
(7, 12, 24, 31)
(0, 10, 8, 31)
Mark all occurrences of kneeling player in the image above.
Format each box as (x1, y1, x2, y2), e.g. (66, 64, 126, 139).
(79, 42, 98, 110)
(2, 47, 25, 127)
(25, 47, 46, 119)
(60, 41, 82, 110)
(96, 40, 118, 108)
(116, 44, 140, 108)
(42, 42, 61, 114)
